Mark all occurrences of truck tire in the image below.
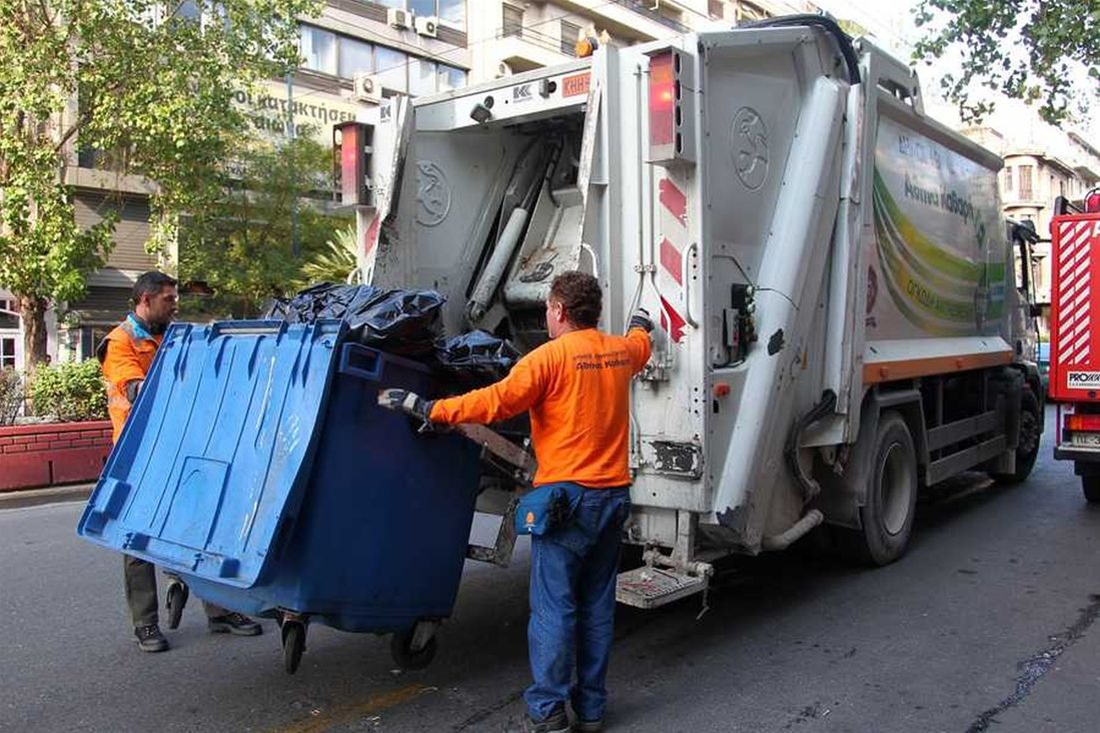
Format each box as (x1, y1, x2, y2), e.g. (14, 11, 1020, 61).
(991, 388, 1041, 485)
(1083, 476, 1100, 504)
(840, 411, 918, 566)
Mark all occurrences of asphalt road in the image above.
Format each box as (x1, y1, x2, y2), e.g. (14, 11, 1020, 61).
(2, 407, 1098, 733)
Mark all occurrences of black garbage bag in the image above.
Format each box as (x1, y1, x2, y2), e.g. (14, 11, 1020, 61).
(347, 289, 445, 357)
(262, 283, 384, 324)
(264, 283, 444, 357)
(435, 330, 520, 384)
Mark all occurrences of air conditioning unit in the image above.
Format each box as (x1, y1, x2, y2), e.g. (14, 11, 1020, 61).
(496, 61, 513, 78)
(353, 72, 382, 104)
(415, 15, 438, 38)
(387, 7, 412, 29)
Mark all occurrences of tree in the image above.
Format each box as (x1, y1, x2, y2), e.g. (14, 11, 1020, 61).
(179, 135, 351, 318)
(913, 0, 1100, 126)
(295, 225, 358, 290)
(0, 0, 318, 366)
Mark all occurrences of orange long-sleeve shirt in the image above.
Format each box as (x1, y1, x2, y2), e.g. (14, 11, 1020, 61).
(430, 327, 651, 487)
(97, 318, 162, 443)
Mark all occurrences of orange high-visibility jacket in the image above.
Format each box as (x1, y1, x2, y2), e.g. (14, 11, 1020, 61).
(97, 318, 162, 443)
(430, 327, 651, 487)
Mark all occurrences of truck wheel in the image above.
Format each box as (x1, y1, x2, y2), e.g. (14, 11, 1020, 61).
(842, 411, 918, 566)
(991, 388, 1041, 484)
(1083, 476, 1100, 504)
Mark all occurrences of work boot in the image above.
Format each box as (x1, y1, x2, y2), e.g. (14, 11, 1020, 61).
(165, 579, 189, 630)
(207, 612, 263, 636)
(573, 718, 603, 733)
(134, 624, 169, 653)
(522, 708, 570, 733)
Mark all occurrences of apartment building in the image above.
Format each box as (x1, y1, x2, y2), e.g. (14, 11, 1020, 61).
(8, 0, 807, 371)
(961, 125, 1100, 317)
(47, 1, 473, 366)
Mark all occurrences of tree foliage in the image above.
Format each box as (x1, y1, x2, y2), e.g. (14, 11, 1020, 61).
(0, 0, 319, 364)
(179, 135, 351, 318)
(913, 0, 1100, 126)
(295, 225, 358, 290)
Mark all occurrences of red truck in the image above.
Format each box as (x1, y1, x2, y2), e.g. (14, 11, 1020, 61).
(1049, 190, 1100, 503)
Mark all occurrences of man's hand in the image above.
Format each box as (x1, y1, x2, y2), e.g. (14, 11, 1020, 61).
(629, 308, 654, 333)
(378, 389, 435, 428)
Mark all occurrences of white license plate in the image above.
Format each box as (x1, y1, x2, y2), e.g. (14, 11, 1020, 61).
(1070, 432, 1100, 447)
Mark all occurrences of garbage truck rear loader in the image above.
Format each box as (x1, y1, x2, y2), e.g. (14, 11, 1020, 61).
(348, 18, 1043, 607)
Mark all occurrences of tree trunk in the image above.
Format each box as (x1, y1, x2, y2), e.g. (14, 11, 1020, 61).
(18, 295, 49, 369)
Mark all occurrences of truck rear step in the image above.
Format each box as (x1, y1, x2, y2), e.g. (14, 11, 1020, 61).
(615, 566, 707, 609)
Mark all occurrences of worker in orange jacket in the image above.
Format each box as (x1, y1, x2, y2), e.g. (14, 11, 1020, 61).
(98, 271, 261, 652)
(380, 271, 652, 733)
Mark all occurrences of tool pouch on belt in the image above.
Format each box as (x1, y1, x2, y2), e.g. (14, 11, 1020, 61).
(515, 483, 585, 536)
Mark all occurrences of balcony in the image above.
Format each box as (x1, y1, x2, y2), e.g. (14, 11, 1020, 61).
(490, 25, 576, 73)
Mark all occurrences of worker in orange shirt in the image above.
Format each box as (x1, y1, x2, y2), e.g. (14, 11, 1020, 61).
(380, 271, 652, 733)
(98, 271, 261, 652)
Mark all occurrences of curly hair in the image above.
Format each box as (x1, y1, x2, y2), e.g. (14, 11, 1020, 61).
(549, 271, 602, 328)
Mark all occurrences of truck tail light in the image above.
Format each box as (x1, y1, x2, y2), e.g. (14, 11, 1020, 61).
(1066, 414, 1100, 431)
(333, 121, 373, 207)
(648, 51, 676, 149)
(1085, 188, 1100, 213)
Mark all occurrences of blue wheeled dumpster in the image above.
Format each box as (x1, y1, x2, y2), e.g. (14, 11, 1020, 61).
(77, 319, 483, 672)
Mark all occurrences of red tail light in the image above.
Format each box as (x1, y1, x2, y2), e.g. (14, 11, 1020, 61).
(648, 52, 676, 149)
(1066, 414, 1100, 431)
(1085, 189, 1100, 213)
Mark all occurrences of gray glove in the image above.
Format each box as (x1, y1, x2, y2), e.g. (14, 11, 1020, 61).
(378, 388, 435, 429)
(629, 307, 654, 333)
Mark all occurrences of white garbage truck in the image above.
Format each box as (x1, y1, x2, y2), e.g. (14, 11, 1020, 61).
(337, 16, 1043, 608)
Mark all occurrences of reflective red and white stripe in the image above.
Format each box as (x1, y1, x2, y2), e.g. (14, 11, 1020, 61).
(1055, 220, 1095, 365)
(656, 177, 690, 343)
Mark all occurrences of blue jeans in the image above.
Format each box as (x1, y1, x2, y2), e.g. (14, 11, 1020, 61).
(524, 484, 630, 723)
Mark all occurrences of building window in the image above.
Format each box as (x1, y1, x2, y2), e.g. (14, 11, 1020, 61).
(438, 0, 464, 26)
(1003, 166, 1013, 192)
(339, 36, 374, 77)
(0, 337, 15, 370)
(176, 0, 201, 22)
(560, 20, 580, 55)
(377, 0, 465, 27)
(1019, 165, 1034, 200)
(736, 1, 768, 21)
(298, 23, 465, 94)
(503, 4, 523, 38)
(409, 57, 438, 96)
(437, 64, 466, 91)
(375, 45, 408, 93)
(300, 25, 336, 75)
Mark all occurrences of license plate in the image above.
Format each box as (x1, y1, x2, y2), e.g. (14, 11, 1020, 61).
(1070, 432, 1100, 447)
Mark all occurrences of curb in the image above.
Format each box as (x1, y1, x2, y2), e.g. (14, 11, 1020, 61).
(0, 483, 94, 510)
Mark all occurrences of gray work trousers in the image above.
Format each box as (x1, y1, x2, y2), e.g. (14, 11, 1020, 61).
(123, 554, 227, 628)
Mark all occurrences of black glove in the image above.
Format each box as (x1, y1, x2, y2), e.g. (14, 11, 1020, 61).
(377, 389, 435, 428)
(629, 308, 654, 333)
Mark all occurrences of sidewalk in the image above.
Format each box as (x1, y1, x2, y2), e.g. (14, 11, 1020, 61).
(0, 483, 94, 510)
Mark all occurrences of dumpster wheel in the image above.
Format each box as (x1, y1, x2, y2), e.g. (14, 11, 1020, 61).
(390, 627, 437, 671)
(282, 621, 306, 674)
(164, 579, 189, 631)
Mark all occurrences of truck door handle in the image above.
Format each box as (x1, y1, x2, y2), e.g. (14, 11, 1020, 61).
(682, 242, 698, 328)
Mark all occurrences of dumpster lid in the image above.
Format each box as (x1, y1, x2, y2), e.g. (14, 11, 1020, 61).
(78, 320, 343, 588)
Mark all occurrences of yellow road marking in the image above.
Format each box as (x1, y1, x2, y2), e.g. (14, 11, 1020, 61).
(271, 683, 435, 733)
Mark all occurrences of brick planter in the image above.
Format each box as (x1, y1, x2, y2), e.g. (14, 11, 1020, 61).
(0, 421, 112, 491)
